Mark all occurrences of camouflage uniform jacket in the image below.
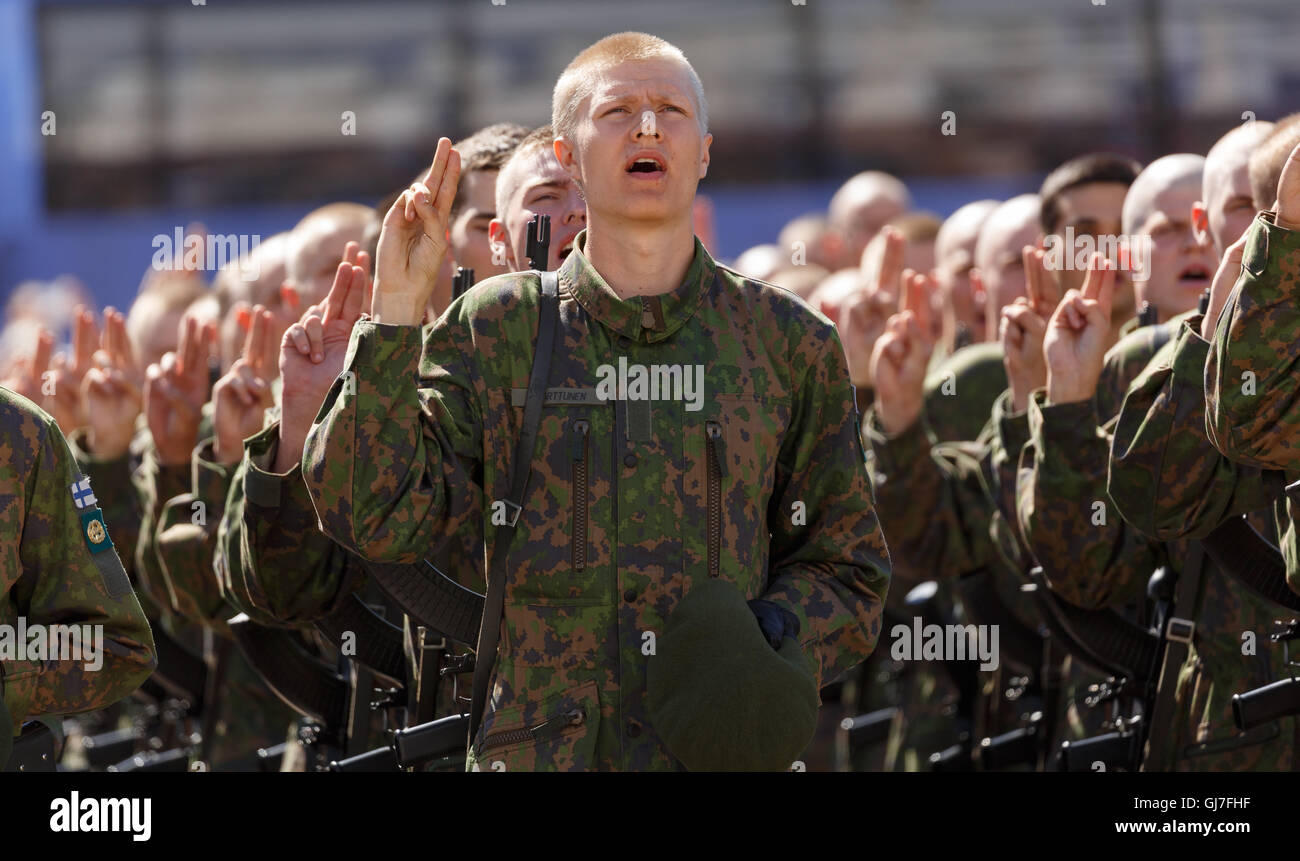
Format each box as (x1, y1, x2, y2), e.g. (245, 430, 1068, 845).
(299, 229, 891, 771)
(1205, 212, 1300, 590)
(1, 386, 156, 731)
(1019, 313, 1298, 769)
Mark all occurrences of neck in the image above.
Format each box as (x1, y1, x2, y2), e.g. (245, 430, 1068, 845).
(583, 212, 697, 299)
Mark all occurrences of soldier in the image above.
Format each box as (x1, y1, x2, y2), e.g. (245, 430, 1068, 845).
(1109, 120, 1296, 565)
(1018, 147, 1297, 769)
(0, 385, 156, 768)
(829, 170, 911, 268)
(296, 31, 890, 771)
(932, 199, 999, 361)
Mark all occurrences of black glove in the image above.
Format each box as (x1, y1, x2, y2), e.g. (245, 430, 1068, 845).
(747, 599, 800, 650)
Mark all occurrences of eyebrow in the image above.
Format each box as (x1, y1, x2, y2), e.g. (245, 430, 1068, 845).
(522, 180, 567, 197)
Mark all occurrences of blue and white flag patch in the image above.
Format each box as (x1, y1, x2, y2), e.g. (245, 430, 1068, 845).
(70, 475, 97, 510)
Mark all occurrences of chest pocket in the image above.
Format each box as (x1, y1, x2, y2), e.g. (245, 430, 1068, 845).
(682, 393, 790, 589)
(505, 398, 614, 606)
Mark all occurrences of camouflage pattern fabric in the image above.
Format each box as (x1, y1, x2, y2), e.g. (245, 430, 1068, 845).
(1019, 313, 1298, 770)
(299, 229, 891, 771)
(0, 385, 156, 733)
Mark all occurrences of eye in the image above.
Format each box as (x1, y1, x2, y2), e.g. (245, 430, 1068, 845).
(605, 106, 629, 115)
(663, 105, 685, 114)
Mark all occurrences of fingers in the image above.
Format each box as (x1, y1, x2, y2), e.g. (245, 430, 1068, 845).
(73, 306, 98, 373)
(899, 271, 933, 343)
(33, 329, 53, 378)
(355, 249, 371, 279)
(303, 315, 324, 363)
(241, 303, 261, 361)
(875, 227, 904, 295)
(1277, 139, 1300, 229)
(320, 260, 354, 328)
(340, 264, 368, 324)
(1023, 246, 1046, 314)
(237, 362, 270, 406)
(257, 307, 277, 369)
(177, 316, 197, 376)
(342, 240, 359, 267)
(287, 323, 311, 357)
(432, 148, 462, 224)
(1087, 253, 1116, 321)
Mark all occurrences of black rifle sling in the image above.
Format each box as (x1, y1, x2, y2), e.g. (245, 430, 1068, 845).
(1141, 542, 1205, 771)
(467, 270, 561, 748)
(1200, 516, 1300, 612)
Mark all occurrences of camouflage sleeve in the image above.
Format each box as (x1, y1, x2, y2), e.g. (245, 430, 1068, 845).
(760, 328, 891, 689)
(131, 437, 192, 615)
(1017, 392, 1157, 609)
(863, 410, 1000, 583)
(301, 319, 484, 565)
(216, 422, 367, 626)
(1110, 315, 1287, 540)
(987, 389, 1031, 546)
(1207, 212, 1300, 470)
(153, 438, 235, 626)
(5, 412, 156, 726)
(66, 427, 143, 579)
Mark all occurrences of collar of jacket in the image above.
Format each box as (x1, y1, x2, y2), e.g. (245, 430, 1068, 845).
(559, 228, 713, 344)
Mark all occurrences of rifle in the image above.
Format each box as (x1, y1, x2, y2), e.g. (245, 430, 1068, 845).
(3, 721, 57, 772)
(313, 593, 409, 683)
(1233, 620, 1300, 730)
(526, 213, 551, 271)
(452, 267, 475, 303)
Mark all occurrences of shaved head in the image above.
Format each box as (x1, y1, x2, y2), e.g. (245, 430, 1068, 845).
(1123, 154, 1215, 321)
(934, 199, 999, 349)
(1199, 122, 1273, 255)
(974, 194, 1041, 342)
(829, 171, 910, 264)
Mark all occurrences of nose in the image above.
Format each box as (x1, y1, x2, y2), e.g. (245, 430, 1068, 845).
(564, 192, 587, 226)
(635, 109, 661, 140)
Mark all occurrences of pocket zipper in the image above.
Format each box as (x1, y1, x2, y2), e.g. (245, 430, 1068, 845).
(569, 419, 590, 571)
(479, 706, 587, 754)
(706, 421, 725, 578)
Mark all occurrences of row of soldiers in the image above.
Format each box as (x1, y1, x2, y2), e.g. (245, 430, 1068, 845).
(4, 40, 1300, 769)
(832, 116, 1300, 771)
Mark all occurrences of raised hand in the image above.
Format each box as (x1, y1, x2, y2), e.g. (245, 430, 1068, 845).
(1199, 234, 1248, 340)
(212, 304, 277, 465)
(372, 137, 461, 325)
(841, 227, 906, 387)
(144, 314, 216, 466)
(43, 305, 99, 431)
(275, 243, 373, 472)
(1044, 253, 1116, 405)
(871, 269, 936, 435)
(0, 327, 54, 405)
(1000, 247, 1051, 412)
(81, 307, 143, 458)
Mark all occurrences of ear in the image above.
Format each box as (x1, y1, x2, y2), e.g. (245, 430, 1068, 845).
(699, 133, 713, 180)
(554, 136, 580, 183)
(1191, 201, 1211, 247)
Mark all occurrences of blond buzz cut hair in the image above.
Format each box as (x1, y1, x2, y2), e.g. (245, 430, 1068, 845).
(551, 32, 708, 143)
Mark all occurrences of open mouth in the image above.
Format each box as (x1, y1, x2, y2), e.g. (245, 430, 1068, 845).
(556, 238, 576, 261)
(625, 153, 667, 176)
(1178, 262, 1211, 284)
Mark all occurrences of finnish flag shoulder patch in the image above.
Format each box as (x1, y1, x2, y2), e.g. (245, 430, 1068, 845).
(70, 475, 97, 510)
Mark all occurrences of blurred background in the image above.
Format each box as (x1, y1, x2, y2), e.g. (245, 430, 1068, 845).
(1, 0, 1298, 310)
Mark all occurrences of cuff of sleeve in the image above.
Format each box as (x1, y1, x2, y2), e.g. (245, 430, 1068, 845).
(1243, 211, 1300, 281)
(1171, 316, 1211, 389)
(192, 437, 234, 512)
(862, 407, 931, 473)
(1028, 388, 1100, 446)
(340, 319, 426, 404)
(143, 444, 191, 507)
(991, 388, 1031, 455)
(242, 423, 296, 509)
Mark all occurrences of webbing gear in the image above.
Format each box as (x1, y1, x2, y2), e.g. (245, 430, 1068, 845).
(467, 269, 562, 749)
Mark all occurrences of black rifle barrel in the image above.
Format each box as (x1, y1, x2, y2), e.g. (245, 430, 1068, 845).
(392, 713, 471, 767)
(526, 213, 551, 271)
(1232, 677, 1300, 731)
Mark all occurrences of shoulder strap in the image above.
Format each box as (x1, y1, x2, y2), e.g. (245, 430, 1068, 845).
(467, 270, 561, 747)
(1141, 543, 1205, 771)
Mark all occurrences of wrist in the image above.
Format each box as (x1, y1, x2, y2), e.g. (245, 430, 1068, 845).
(1045, 373, 1096, 406)
(274, 424, 306, 473)
(212, 434, 243, 467)
(87, 427, 132, 460)
(371, 286, 428, 326)
(876, 397, 923, 437)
